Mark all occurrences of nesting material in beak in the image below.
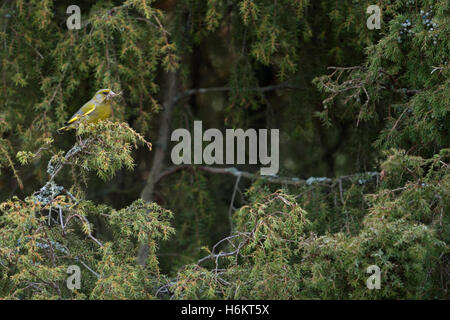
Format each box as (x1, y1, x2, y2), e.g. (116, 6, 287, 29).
(107, 91, 120, 100)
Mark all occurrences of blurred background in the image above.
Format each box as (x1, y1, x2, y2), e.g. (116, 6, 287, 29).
(0, 0, 447, 281)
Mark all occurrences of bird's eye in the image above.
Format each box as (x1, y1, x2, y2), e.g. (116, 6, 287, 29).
(102, 91, 108, 95)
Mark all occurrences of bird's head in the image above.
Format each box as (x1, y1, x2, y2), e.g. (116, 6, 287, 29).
(94, 89, 119, 103)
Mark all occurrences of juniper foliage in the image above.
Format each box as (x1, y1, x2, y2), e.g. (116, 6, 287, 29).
(0, 0, 448, 299)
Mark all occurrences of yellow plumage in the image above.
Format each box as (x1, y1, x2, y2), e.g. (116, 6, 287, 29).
(58, 89, 118, 133)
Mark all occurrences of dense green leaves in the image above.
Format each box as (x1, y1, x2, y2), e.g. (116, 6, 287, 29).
(0, 0, 448, 299)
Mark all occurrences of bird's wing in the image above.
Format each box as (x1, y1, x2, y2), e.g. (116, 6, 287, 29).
(65, 102, 96, 125)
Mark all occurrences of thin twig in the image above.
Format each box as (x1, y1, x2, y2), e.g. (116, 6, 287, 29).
(228, 175, 241, 233)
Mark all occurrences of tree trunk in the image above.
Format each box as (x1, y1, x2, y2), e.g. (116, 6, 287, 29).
(138, 71, 177, 266)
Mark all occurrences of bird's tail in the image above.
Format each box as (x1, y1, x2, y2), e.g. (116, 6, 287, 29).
(57, 125, 74, 134)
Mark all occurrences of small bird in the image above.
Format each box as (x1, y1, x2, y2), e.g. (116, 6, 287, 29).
(57, 88, 118, 133)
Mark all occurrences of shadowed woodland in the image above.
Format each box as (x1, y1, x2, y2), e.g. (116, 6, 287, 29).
(0, 0, 448, 299)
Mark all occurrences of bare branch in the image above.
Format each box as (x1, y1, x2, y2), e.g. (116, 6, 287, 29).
(173, 81, 299, 103)
(156, 164, 379, 187)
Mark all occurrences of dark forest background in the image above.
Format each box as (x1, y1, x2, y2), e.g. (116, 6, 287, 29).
(0, 0, 448, 299)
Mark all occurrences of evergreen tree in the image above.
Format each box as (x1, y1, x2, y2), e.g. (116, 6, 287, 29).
(0, 0, 448, 299)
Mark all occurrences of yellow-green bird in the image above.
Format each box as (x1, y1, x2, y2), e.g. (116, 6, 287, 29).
(57, 88, 118, 133)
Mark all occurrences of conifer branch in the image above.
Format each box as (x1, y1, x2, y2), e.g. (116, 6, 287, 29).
(0, 142, 23, 190)
(173, 81, 299, 103)
(156, 164, 379, 187)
